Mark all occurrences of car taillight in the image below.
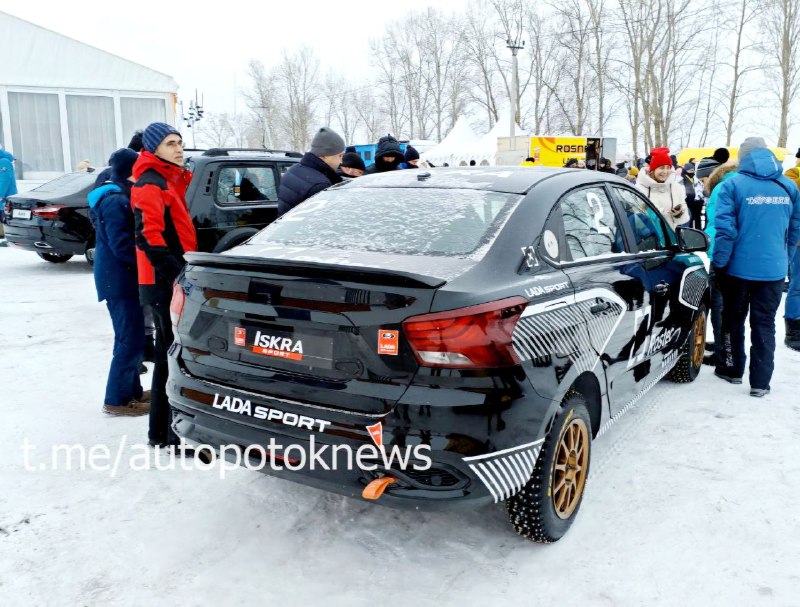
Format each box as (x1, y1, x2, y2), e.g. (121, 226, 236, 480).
(32, 205, 67, 220)
(170, 283, 186, 326)
(402, 296, 528, 368)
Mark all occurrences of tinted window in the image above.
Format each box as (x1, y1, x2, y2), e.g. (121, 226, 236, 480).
(613, 187, 668, 251)
(215, 166, 277, 204)
(250, 188, 521, 256)
(558, 186, 621, 260)
(31, 172, 98, 194)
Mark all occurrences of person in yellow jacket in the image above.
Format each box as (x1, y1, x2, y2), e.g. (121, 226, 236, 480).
(785, 148, 800, 188)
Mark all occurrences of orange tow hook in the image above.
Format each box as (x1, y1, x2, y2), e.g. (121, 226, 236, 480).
(362, 476, 397, 500)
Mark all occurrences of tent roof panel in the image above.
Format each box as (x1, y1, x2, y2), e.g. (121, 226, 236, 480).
(0, 11, 177, 93)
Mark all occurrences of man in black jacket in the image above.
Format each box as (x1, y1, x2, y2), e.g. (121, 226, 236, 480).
(365, 134, 403, 174)
(277, 127, 344, 217)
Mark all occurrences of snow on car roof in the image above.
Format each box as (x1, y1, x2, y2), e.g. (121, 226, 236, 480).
(346, 166, 568, 194)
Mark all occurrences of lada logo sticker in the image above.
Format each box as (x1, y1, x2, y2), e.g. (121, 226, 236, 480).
(378, 330, 399, 356)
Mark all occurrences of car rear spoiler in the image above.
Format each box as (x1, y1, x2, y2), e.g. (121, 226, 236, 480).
(184, 252, 447, 289)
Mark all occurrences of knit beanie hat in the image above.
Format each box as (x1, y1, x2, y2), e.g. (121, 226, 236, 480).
(628, 166, 639, 176)
(341, 152, 365, 172)
(648, 147, 672, 171)
(713, 147, 731, 163)
(738, 137, 767, 160)
(375, 134, 403, 158)
(683, 162, 696, 173)
(109, 148, 139, 181)
(143, 122, 181, 153)
(309, 127, 345, 157)
(404, 145, 420, 162)
(696, 157, 720, 179)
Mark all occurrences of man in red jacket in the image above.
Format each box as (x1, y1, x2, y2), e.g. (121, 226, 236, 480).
(132, 122, 197, 447)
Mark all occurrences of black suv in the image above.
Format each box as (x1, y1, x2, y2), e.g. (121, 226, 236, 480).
(3, 148, 300, 263)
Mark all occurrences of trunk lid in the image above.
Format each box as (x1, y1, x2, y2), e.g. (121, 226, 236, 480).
(178, 252, 444, 415)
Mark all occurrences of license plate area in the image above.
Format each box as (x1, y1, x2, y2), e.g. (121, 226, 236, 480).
(231, 323, 334, 370)
(13, 209, 31, 219)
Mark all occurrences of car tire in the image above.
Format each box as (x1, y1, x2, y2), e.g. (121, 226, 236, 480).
(37, 252, 73, 263)
(506, 390, 592, 543)
(668, 305, 707, 383)
(85, 247, 95, 267)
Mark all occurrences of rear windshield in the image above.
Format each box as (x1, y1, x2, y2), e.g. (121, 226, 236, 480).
(251, 188, 522, 257)
(31, 172, 98, 194)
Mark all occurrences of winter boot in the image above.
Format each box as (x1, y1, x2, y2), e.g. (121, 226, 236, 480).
(786, 319, 800, 352)
(103, 399, 150, 417)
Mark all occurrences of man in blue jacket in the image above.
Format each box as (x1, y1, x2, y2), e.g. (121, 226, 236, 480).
(712, 137, 800, 396)
(277, 127, 343, 217)
(0, 147, 18, 234)
(89, 148, 150, 415)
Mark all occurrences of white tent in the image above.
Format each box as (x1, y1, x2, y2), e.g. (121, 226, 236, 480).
(465, 114, 526, 166)
(0, 11, 177, 179)
(420, 116, 480, 167)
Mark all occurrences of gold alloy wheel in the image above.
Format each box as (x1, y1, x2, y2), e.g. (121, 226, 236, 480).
(691, 313, 706, 369)
(552, 418, 590, 520)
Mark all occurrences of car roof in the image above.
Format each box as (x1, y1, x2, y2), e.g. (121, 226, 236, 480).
(341, 166, 623, 194)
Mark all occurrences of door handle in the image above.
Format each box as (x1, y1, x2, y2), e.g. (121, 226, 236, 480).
(590, 301, 612, 315)
(655, 282, 670, 296)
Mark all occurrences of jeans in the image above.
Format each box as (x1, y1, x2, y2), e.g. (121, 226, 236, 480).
(104, 298, 144, 405)
(717, 273, 784, 389)
(786, 247, 800, 320)
(149, 299, 178, 445)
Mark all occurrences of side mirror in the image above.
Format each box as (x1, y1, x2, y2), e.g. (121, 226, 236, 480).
(676, 226, 709, 252)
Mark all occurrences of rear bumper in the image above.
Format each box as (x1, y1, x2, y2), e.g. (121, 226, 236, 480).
(4, 222, 88, 255)
(166, 350, 549, 510)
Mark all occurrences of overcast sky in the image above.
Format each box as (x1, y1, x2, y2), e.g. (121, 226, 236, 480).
(6, 1, 798, 156)
(6, 0, 466, 117)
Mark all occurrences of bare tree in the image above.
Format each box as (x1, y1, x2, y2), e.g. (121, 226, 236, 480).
(418, 8, 466, 141)
(195, 112, 234, 148)
(352, 88, 383, 143)
(275, 46, 321, 151)
(760, 0, 800, 147)
(719, 0, 760, 145)
(369, 35, 409, 137)
(242, 59, 282, 148)
(320, 72, 360, 144)
(548, 0, 595, 135)
(463, 1, 503, 130)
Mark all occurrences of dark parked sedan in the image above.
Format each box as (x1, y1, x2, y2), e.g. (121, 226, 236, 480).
(4, 171, 101, 264)
(167, 167, 710, 542)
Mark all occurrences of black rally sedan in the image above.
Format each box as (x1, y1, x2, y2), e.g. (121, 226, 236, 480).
(167, 167, 710, 543)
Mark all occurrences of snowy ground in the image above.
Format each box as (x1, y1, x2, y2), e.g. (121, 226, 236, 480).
(1, 245, 799, 606)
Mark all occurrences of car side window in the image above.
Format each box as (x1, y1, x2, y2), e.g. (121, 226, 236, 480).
(556, 186, 622, 262)
(215, 166, 277, 205)
(612, 187, 669, 252)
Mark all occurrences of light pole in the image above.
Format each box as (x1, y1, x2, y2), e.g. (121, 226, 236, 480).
(507, 38, 525, 138)
(179, 89, 204, 148)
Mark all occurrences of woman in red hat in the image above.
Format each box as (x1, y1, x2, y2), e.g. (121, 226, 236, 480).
(635, 147, 691, 230)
